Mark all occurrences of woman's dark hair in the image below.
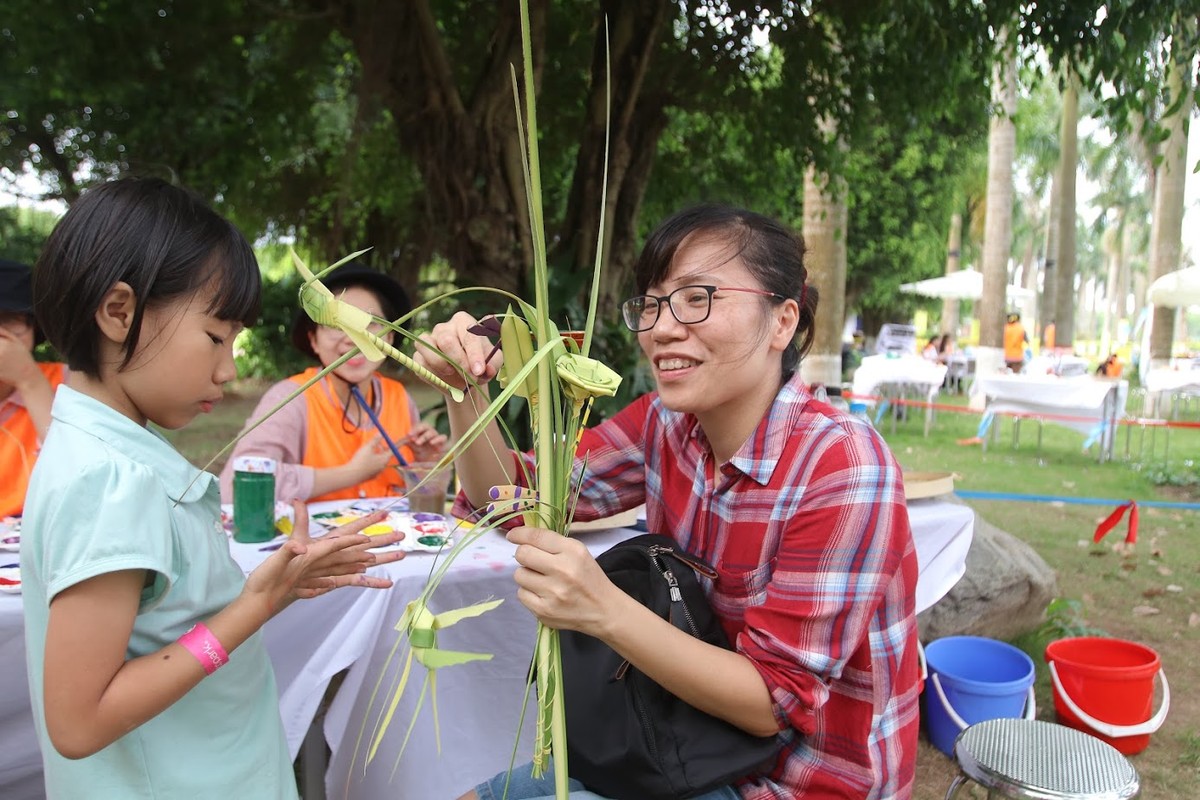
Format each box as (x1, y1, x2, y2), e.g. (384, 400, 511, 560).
(33, 177, 261, 376)
(632, 203, 818, 379)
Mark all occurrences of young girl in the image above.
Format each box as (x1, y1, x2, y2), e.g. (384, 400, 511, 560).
(418, 204, 920, 799)
(219, 261, 446, 504)
(23, 177, 406, 799)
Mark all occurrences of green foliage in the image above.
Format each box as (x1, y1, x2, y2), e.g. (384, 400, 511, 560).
(233, 275, 310, 380)
(1132, 459, 1200, 488)
(1036, 597, 1111, 640)
(3, 0, 1195, 331)
(0, 205, 58, 264)
(845, 107, 988, 326)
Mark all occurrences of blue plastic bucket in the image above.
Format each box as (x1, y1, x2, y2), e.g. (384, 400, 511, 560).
(924, 636, 1036, 756)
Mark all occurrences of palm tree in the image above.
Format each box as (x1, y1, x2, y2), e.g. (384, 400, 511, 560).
(801, 160, 848, 387)
(941, 211, 963, 337)
(1147, 17, 1195, 369)
(978, 31, 1018, 376)
(1015, 73, 1063, 340)
(1052, 65, 1081, 348)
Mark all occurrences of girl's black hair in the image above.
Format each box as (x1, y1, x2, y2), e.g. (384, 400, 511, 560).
(33, 177, 261, 376)
(632, 203, 819, 379)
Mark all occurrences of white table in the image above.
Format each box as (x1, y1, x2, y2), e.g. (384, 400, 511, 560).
(851, 354, 948, 435)
(1025, 353, 1090, 378)
(1143, 368, 1200, 418)
(974, 374, 1128, 462)
(0, 498, 973, 800)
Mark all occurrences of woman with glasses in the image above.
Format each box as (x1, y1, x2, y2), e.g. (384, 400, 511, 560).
(220, 261, 445, 504)
(1, 258, 67, 517)
(418, 204, 919, 800)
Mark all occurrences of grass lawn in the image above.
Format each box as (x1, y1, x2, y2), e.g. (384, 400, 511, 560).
(165, 379, 1200, 798)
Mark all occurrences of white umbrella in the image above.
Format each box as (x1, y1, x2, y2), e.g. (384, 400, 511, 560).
(899, 268, 1034, 302)
(1147, 266, 1200, 308)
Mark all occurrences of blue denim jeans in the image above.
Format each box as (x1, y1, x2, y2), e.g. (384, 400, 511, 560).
(475, 761, 740, 800)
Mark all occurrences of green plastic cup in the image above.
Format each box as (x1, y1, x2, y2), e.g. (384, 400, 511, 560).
(232, 456, 277, 543)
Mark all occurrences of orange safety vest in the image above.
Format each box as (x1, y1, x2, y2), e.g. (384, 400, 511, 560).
(288, 367, 416, 503)
(1042, 323, 1055, 351)
(1003, 322, 1026, 361)
(1105, 359, 1123, 378)
(1, 362, 66, 517)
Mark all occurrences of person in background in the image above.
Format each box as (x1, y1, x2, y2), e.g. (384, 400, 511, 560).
(0, 259, 66, 517)
(23, 177, 405, 799)
(420, 203, 919, 800)
(1003, 312, 1028, 373)
(922, 335, 940, 361)
(1096, 353, 1123, 378)
(937, 332, 956, 365)
(1042, 319, 1056, 353)
(220, 262, 446, 504)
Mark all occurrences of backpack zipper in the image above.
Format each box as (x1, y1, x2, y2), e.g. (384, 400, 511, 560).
(611, 543, 706, 681)
(646, 545, 701, 638)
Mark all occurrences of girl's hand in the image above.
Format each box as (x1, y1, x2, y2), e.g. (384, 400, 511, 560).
(413, 311, 503, 392)
(0, 326, 41, 387)
(402, 422, 448, 463)
(243, 501, 405, 618)
(507, 526, 622, 639)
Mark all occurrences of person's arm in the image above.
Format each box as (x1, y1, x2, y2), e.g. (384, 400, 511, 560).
(42, 505, 403, 759)
(0, 331, 53, 437)
(414, 312, 516, 507)
(220, 380, 393, 501)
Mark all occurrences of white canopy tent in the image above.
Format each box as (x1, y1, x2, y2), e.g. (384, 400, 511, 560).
(1147, 266, 1200, 308)
(899, 268, 1035, 302)
(1138, 266, 1200, 383)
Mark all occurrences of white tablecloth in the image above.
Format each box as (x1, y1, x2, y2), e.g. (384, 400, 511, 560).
(1144, 368, 1200, 394)
(851, 354, 948, 402)
(1025, 354, 1090, 377)
(974, 373, 1128, 459)
(0, 498, 973, 800)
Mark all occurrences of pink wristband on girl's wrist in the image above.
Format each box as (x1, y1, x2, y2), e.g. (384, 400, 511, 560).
(178, 623, 229, 675)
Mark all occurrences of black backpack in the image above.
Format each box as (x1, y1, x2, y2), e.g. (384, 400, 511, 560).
(559, 533, 782, 799)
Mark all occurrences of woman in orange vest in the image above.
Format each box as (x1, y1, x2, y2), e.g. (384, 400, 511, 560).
(1, 259, 66, 517)
(1003, 312, 1028, 372)
(220, 262, 446, 504)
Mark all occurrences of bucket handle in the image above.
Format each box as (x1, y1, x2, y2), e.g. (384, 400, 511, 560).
(930, 672, 1036, 732)
(1048, 660, 1170, 738)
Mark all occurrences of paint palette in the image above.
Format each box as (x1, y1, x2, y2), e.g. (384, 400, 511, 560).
(313, 508, 456, 553)
(0, 518, 20, 552)
(0, 564, 20, 594)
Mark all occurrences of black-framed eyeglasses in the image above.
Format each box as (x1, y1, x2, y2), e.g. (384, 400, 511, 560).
(620, 285, 784, 332)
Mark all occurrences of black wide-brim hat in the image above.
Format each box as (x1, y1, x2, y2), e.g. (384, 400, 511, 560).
(0, 258, 35, 314)
(0, 258, 43, 344)
(289, 260, 412, 360)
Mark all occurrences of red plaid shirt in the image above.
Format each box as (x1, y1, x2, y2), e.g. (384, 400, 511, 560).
(477, 374, 919, 798)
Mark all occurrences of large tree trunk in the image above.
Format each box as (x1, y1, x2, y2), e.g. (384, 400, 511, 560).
(1114, 220, 1131, 344)
(941, 212, 962, 336)
(1038, 171, 1061, 340)
(978, 41, 1017, 377)
(556, 1, 672, 312)
(800, 164, 848, 387)
(330, 0, 539, 299)
(1148, 25, 1194, 369)
(1052, 66, 1079, 349)
(325, 0, 677, 314)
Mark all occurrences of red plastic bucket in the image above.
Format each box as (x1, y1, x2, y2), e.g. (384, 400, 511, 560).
(1045, 637, 1170, 755)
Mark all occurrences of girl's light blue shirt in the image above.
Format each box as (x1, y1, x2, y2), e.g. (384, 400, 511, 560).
(22, 386, 296, 799)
